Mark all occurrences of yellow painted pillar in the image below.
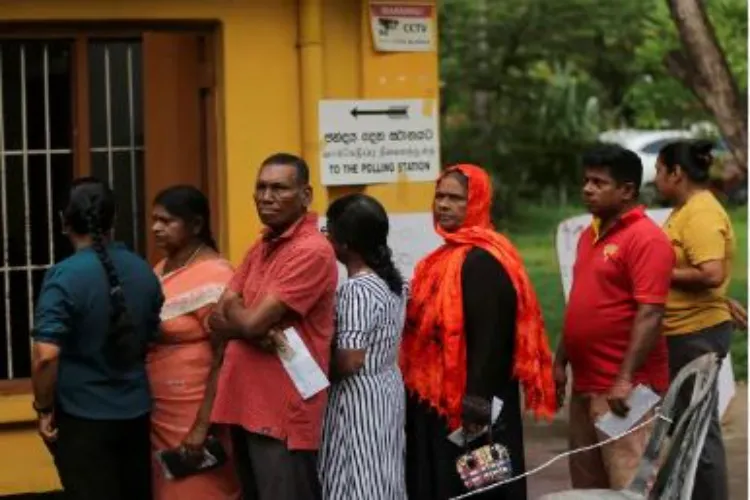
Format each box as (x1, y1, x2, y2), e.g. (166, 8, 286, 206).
(298, 0, 328, 213)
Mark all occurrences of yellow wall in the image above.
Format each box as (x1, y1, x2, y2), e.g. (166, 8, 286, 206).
(357, 2, 439, 213)
(0, 0, 437, 493)
(322, 0, 438, 213)
(0, 0, 438, 263)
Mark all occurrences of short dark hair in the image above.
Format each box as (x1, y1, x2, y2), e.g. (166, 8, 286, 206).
(583, 144, 643, 194)
(260, 152, 310, 186)
(659, 139, 713, 183)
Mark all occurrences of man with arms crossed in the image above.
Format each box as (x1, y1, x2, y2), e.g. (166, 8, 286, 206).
(556, 144, 675, 489)
(209, 153, 337, 500)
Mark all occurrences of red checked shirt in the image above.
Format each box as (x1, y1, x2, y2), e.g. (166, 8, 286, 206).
(211, 213, 338, 450)
(563, 206, 674, 394)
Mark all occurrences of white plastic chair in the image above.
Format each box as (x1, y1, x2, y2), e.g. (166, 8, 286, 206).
(539, 353, 720, 500)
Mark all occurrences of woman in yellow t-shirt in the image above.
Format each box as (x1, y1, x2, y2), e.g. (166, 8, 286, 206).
(654, 139, 734, 500)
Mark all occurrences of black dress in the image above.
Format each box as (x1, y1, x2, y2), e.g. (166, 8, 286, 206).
(405, 247, 527, 500)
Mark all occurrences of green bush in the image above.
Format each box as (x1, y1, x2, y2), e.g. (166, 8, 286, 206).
(506, 204, 748, 379)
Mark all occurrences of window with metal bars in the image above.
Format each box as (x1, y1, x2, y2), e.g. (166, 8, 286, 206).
(0, 38, 145, 380)
(88, 39, 146, 255)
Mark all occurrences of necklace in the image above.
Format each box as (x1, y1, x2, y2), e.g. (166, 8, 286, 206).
(161, 244, 204, 279)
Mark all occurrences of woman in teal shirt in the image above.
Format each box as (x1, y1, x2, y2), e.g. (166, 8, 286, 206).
(31, 177, 163, 500)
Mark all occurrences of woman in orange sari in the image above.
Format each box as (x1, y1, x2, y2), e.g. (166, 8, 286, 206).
(401, 164, 556, 500)
(147, 185, 241, 500)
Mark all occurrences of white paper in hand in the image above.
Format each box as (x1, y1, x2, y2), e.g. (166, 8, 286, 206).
(447, 397, 504, 446)
(276, 327, 330, 400)
(595, 384, 661, 438)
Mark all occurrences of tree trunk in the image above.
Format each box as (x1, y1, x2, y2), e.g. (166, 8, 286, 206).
(664, 0, 747, 171)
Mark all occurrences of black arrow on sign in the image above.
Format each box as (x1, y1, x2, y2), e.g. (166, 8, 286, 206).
(350, 105, 409, 119)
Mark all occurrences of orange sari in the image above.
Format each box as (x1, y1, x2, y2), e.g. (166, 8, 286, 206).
(147, 257, 240, 500)
(400, 164, 556, 431)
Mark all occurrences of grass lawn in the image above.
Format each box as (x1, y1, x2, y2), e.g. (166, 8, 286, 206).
(503, 204, 748, 380)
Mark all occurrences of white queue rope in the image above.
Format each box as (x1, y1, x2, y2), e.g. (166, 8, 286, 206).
(450, 411, 672, 500)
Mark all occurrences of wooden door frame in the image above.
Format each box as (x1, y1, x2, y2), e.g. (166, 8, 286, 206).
(198, 33, 223, 255)
(142, 30, 222, 264)
(0, 24, 222, 240)
(0, 24, 223, 391)
(0, 22, 221, 181)
(0, 21, 218, 37)
(72, 35, 90, 178)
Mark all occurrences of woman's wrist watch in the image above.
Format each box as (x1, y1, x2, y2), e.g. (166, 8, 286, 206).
(32, 401, 53, 415)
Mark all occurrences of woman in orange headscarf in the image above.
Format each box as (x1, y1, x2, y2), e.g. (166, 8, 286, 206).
(401, 164, 556, 500)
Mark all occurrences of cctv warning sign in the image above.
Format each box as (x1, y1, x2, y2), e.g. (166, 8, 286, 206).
(369, 3, 435, 53)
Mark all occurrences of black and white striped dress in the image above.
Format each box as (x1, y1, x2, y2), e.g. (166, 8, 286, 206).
(319, 273, 408, 500)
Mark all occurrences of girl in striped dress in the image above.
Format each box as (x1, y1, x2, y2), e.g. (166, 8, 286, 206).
(318, 193, 408, 500)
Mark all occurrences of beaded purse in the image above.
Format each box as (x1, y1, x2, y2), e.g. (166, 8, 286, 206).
(455, 417, 513, 490)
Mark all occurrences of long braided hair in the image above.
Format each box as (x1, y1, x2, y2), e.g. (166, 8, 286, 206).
(63, 177, 139, 371)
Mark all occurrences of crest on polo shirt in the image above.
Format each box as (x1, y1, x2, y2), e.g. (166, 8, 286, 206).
(603, 243, 619, 261)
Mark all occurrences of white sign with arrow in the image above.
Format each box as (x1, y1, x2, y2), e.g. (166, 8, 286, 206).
(318, 98, 440, 186)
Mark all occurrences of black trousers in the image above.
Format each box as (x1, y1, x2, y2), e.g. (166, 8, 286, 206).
(51, 411, 152, 500)
(230, 426, 321, 500)
(667, 321, 731, 500)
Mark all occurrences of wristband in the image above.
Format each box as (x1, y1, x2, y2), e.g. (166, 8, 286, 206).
(33, 401, 53, 415)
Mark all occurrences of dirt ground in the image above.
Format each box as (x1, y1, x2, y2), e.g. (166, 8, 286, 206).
(523, 384, 749, 499)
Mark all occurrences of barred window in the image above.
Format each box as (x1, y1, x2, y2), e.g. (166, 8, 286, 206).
(0, 38, 144, 379)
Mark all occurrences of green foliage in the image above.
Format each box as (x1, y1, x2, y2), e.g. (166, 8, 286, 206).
(509, 204, 748, 379)
(439, 0, 747, 213)
(625, 0, 748, 128)
(438, 0, 748, 377)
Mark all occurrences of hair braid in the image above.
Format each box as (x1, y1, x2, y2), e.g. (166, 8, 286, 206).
(84, 203, 139, 371)
(364, 244, 404, 296)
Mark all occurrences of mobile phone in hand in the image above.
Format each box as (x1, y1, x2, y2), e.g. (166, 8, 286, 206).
(155, 435, 227, 480)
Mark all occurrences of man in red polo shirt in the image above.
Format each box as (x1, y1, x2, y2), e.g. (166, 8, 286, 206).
(208, 153, 338, 500)
(555, 144, 675, 490)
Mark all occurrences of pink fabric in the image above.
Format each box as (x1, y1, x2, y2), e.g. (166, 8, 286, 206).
(147, 257, 241, 500)
(211, 213, 338, 450)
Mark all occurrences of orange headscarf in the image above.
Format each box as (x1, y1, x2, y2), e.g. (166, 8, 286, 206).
(400, 164, 556, 430)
